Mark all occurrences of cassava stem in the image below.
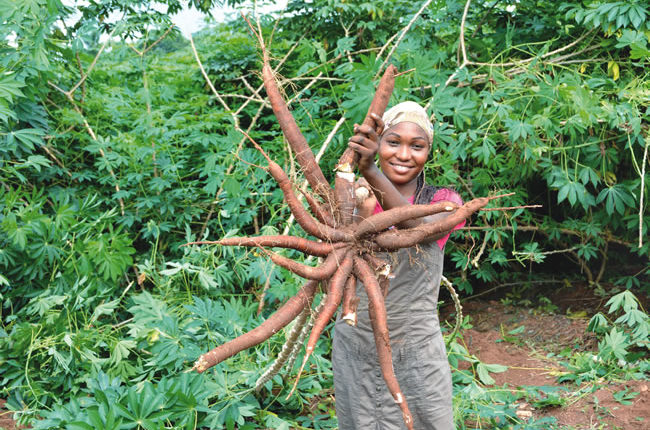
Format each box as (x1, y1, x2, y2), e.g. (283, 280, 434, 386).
(255, 306, 310, 391)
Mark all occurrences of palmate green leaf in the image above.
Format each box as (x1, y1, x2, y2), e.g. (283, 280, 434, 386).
(47, 346, 71, 373)
(8, 127, 45, 151)
(1, 213, 28, 250)
(504, 118, 533, 142)
(116, 383, 169, 429)
(86, 231, 135, 281)
(110, 339, 136, 364)
(0, 74, 24, 103)
(87, 405, 123, 430)
(0, 99, 17, 122)
(606, 290, 639, 313)
(222, 176, 241, 197)
(185, 295, 220, 318)
(596, 184, 636, 215)
(576, 242, 598, 261)
(27, 294, 67, 317)
(599, 327, 629, 361)
(587, 312, 609, 333)
(20, 155, 52, 172)
(197, 269, 218, 290)
(577, 166, 599, 188)
(476, 362, 508, 385)
(265, 414, 292, 430)
(471, 137, 496, 165)
(630, 42, 650, 59)
(557, 179, 595, 209)
(614, 308, 649, 328)
(615, 29, 647, 48)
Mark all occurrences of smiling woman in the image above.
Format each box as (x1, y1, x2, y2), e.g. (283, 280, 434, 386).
(377, 121, 430, 192)
(333, 101, 464, 430)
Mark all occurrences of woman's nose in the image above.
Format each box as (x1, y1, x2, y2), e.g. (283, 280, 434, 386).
(396, 144, 410, 160)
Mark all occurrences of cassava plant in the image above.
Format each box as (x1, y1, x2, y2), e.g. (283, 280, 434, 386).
(186, 19, 535, 430)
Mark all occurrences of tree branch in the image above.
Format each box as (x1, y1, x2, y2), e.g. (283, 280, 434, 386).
(376, 0, 434, 79)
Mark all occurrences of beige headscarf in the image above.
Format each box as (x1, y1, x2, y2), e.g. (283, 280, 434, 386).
(381, 101, 433, 143)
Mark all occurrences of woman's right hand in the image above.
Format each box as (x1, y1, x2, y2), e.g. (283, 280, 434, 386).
(347, 113, 385, 174)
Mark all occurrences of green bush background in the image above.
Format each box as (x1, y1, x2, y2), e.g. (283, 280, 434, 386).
(1, 0, 648, 428)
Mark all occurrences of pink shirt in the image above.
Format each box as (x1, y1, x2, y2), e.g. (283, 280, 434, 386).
(373, 188, 465, 250)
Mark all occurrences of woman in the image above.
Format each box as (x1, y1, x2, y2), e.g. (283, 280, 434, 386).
(332, 101, 463, 430)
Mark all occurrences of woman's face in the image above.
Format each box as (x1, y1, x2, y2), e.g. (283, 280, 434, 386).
(378, 121, 431, 191)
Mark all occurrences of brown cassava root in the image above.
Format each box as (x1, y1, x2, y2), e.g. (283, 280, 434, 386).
(354, 256, 414, 429)
(190, 19, 535, 430)
(193, 280, 318, 372)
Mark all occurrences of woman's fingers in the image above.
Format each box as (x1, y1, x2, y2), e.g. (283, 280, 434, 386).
(354, 123, 379, 142)
(348, 122, 380, 173)
(349, 131, 378, 150)
(370, 113, 385, 136)
(347, 141, 375, 159)
(348, 135, 377, 154)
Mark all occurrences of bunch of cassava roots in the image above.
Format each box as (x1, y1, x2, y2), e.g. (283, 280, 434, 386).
(187, 26, 532, 430)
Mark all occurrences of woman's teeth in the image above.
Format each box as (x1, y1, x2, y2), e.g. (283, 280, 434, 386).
(392, 164, 411, 173)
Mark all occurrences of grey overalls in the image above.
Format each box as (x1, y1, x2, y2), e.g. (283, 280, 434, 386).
(332, 242, 454, 430)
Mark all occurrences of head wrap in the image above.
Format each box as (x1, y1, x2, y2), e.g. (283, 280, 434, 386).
(381, 101, 434, 144)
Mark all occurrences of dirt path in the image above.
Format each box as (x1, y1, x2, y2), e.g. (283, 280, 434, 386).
(455, 300, 649, 429)
(0, 400, 16, 430)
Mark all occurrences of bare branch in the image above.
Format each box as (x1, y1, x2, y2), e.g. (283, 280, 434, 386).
(142, 25, 174, 56)
(470, 29, 595, 68)
(376, 0, 434, 78)
(189, 33, 238, 128)
(48, 81, 125, 215)
(640, 138, 648, 248)
(69, 25, 119, 96)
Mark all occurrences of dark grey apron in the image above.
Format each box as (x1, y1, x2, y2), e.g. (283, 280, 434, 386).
(332, 242, 454, 430)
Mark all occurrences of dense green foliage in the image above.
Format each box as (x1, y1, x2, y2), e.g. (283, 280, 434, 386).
(1, 0, 648, 428)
